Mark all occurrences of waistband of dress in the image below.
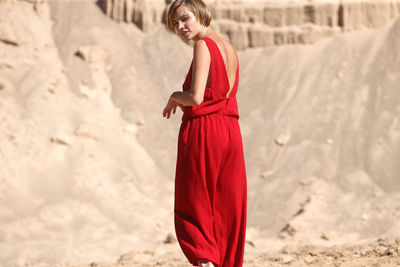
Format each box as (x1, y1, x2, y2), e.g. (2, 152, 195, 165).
(182, 111, 239, 122)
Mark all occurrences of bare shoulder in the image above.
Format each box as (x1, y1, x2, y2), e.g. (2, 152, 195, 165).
(193, 39, 208, 50)
(193, 39, 210, 58)
(222, 38, 238, 58)
(211, 34, 237, 57)
(221, 37, 235, 51)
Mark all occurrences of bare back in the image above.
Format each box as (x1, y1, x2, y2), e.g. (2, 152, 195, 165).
(205, 33, 238, 98)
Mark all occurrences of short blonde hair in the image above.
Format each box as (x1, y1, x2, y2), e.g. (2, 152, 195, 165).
(166, 0, 211, 34)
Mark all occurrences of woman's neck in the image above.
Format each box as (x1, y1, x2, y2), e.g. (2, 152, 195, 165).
(193, 27, 214, 41)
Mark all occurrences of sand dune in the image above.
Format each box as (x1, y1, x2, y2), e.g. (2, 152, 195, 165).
(1, 0, 400, 266)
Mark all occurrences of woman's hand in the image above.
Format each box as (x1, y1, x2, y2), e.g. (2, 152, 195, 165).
(163, 97, 183, 119)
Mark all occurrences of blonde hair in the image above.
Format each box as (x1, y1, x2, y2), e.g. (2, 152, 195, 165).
(166, 0, 211, 34)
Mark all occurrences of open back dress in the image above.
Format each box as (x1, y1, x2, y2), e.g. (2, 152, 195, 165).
(174, 37, 247, 267)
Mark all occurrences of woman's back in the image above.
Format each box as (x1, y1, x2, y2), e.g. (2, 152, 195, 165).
(209, 35, 239, 98)
(181, 36, 240, 121)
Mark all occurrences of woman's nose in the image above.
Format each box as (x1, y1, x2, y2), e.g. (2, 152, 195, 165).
(178, 21, 184, 30)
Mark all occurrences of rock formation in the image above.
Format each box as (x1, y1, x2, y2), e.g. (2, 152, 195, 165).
(97, 0, 400, 49)
(97, 0, 166, 32)
(2, 0, 400, 266)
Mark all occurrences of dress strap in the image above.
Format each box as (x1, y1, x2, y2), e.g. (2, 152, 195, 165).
(200, 37, 232, 97)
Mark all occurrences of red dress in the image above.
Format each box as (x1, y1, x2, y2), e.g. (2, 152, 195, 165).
(174, 37, 247, 267)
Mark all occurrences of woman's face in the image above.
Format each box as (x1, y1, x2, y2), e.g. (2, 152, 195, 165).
(172, 5, 203, 40)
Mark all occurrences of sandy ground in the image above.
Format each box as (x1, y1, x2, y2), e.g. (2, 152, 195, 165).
(1, 0, 400, 266)
(33, 238, 400, 266)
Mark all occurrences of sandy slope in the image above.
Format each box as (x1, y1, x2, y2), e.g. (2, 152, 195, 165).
(1, 0, 400, 266)
(1, 1, 177, 266)
(239, 16, 400, 244)
(41, 239, 400, 266)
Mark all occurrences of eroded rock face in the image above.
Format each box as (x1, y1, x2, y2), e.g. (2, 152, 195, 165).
(97, 0, 166, 32)
(3, 0, 400, 265)
(97, 0, 400, 49)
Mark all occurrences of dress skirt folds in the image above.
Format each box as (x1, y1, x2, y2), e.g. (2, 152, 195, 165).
(174, 37, 247, 267)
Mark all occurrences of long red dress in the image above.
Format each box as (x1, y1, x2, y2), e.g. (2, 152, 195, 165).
(174, 37, 247, 267)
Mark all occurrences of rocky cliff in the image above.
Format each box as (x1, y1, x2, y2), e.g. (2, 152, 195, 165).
(97, 0, 400, 49)
(1, 0, 400, 266)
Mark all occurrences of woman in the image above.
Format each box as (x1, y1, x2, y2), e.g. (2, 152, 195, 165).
(162, 1, 247, 266)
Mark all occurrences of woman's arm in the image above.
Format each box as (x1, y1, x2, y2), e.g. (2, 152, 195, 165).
(170, 39, 210, 106)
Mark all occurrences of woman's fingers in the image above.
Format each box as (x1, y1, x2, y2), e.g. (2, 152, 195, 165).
(163, 99, 183, 119)
(163, 101, 171, 118)
(163, 107, 170, 118)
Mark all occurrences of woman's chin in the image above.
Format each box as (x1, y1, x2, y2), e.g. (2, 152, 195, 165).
(178, 33, 192, 42)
